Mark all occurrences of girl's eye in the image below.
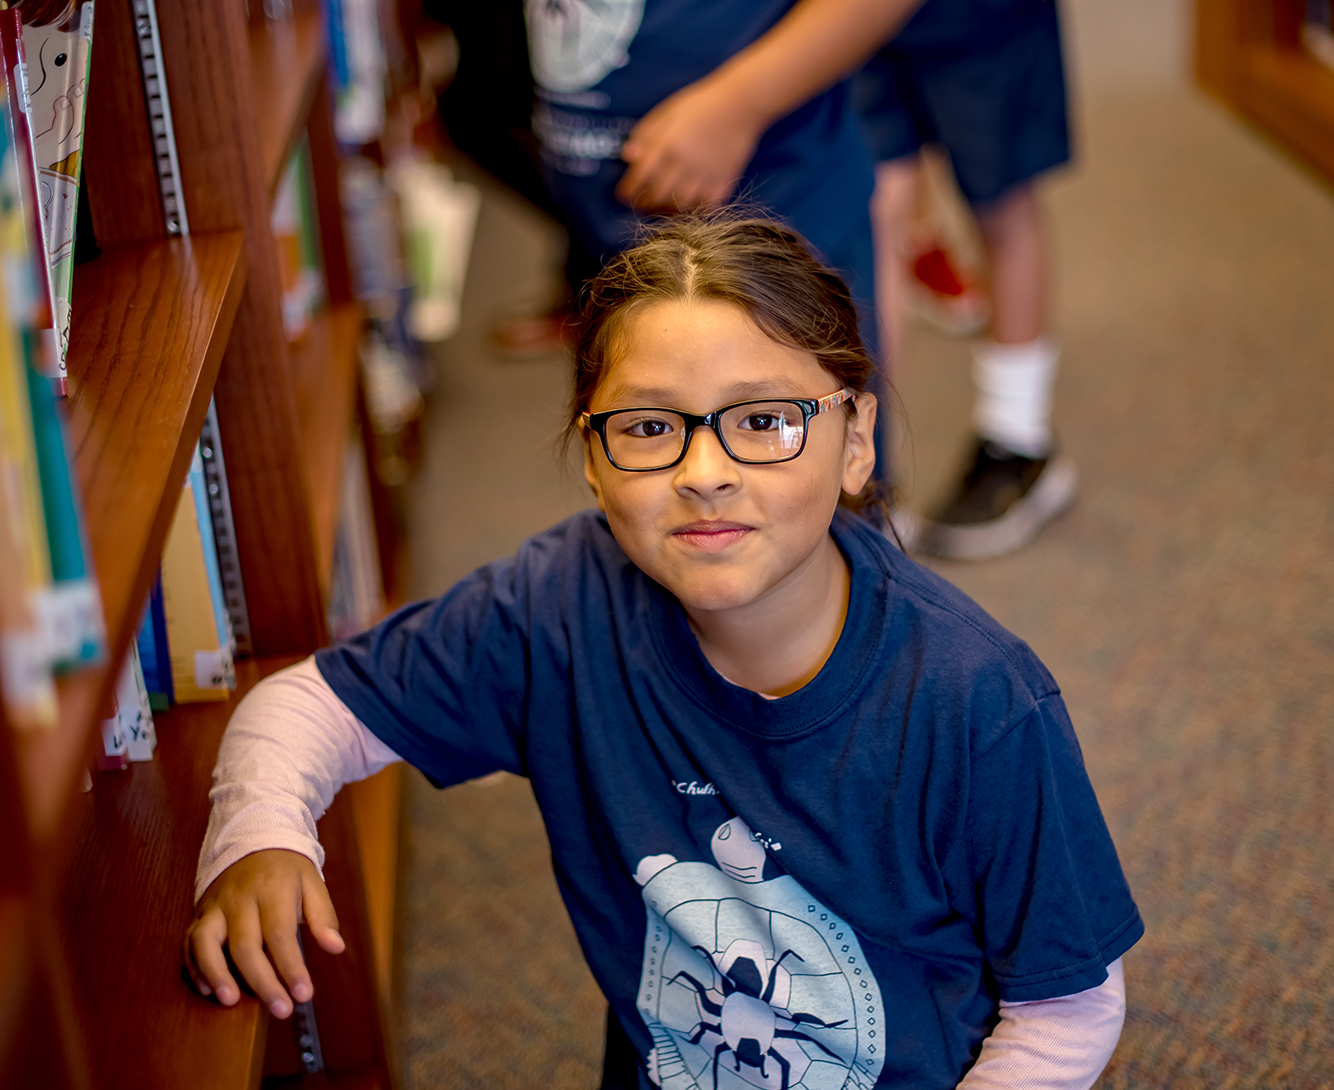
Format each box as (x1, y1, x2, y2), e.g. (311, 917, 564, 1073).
(740, 413, 781, 432)
(621, 416, 675, 439)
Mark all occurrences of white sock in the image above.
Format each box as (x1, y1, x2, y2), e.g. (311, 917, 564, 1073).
(971, 336, 1058, 458)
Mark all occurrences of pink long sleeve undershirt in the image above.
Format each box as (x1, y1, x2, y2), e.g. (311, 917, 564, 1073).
(196, 658, 1126, 1090)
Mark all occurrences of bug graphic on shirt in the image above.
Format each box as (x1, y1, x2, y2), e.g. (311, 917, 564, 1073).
(669, 940, 847, 1090)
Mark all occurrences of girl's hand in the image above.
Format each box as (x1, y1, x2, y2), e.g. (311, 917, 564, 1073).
(616, 76, 766, 213)
(183, 849, 344, 1019)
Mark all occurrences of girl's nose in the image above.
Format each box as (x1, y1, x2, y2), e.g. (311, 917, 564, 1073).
(673, 425, 741, 496)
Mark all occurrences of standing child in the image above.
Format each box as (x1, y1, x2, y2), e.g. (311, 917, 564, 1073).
(187, 218, 1140, 1090)
(858, 0, 1077, 558)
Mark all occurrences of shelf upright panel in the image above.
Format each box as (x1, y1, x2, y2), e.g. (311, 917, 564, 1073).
(1196, 0, 1334, 186)
(290, 303, 366, 595)
(153, 0, 329, 656)
(250, 7, 328, 202)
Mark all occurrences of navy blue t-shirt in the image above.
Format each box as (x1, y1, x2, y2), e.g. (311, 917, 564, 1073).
(525, 0, 875, 273)
(317, 508, 1142, 1089)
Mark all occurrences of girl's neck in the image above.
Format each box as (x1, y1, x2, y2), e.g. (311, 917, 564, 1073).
(685, 534, 850, 697)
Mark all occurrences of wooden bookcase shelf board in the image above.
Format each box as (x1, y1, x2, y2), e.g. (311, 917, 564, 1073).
(15, 232, 247, 847)
(250, 6, 327, 201)
(1197, 0, 1334, 186)
(292, 303, 367, 594)
(0, 2, 402, 1086)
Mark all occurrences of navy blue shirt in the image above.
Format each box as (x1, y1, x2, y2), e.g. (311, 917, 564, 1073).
(317, 509, 1142, 1089)
(526, 0, 875, 270)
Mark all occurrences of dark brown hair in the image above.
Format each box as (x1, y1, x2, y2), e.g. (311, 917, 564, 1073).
(568, 215, 888, 516)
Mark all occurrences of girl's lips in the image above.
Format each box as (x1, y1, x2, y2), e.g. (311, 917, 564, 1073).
(671, 522, 753, 553)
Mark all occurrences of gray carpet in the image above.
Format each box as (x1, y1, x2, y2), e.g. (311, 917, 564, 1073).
(395, 15, 1334, 1086)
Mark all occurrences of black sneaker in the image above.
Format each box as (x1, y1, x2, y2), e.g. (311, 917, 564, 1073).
(920, 438, 1077, 560)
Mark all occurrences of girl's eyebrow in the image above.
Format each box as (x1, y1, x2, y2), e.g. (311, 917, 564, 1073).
(600, 378, 810, 406)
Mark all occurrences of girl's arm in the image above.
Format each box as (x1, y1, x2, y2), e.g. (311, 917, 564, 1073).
(617, 0, 926, 212)
(185, 657, 402, 1018)
(959, 959, 1126, 1090)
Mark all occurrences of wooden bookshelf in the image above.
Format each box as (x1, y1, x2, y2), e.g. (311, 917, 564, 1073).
(1197, 0, 1334, 185)
(0, 1, 402, 1087)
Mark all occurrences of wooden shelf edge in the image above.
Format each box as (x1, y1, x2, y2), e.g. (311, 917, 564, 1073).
(291, 303, 366, 597)
(250, 8, 327, 202)
(17, 231, 248, 849)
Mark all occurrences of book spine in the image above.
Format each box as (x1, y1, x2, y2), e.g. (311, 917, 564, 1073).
(20, 0, 95, 383)
(26, 348, 104, 667)
(160, 470, 231, 703)
(121, 639, 156, 761)
(98, 685, 129, 771)
(198, 398, 251, 656)
(0, 33, 56, 729)
(130, 0, 188, 236)
(0, 10, 59, 376)
(187, 442, 236, 677)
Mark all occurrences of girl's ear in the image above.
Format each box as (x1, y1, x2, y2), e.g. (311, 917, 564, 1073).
(841, 393, 878, 498)
(583, 436, 608, 511)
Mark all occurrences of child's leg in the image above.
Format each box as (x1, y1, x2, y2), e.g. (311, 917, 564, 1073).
(870, 154, 921, 378)
(970, 182, 1056, 459)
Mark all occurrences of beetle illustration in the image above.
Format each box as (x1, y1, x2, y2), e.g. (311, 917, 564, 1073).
(669, 941, 848, 1090)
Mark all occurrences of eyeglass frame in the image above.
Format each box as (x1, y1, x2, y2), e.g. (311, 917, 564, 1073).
(580, 389, 856, 472)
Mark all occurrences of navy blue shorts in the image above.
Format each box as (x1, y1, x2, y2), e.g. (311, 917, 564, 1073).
(854, 0, 1070, 207)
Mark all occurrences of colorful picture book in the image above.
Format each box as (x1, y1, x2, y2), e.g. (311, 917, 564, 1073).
(19, 0, 95, 386)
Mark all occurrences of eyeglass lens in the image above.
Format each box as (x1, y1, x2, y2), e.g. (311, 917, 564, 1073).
(604, 402, 807, 469)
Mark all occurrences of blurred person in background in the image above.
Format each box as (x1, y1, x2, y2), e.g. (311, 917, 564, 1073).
(858, 0, 1076, 559)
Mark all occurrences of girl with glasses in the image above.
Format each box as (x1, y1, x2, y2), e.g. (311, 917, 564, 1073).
(187, 217, 1140, 1090)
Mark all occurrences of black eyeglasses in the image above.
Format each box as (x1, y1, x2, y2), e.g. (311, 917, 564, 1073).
(580, 390, 854, 472)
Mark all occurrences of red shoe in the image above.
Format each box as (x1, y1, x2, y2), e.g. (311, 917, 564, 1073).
(908, 245, 990, 337)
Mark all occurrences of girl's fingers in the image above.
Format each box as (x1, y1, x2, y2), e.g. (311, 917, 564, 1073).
(258, 896, 313, 1006)
(187, 908, 239, 1004)
(301, 871, 345, 955)
(228, 902, 294, 1019)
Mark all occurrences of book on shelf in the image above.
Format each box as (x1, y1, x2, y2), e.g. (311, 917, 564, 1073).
(323, 0, 386, 146)
(273, 136, 325, 342)
(0, 51, 105, 730)
(0, 28, 104, 673)
(327, 435, 383, 640)
(0, 63, 54, 730)
(135, 573, 172, 710)
(0, 8, 59, 375)
(98, 640, 155, 769)
(17, 0, 94, 387)
(160, 445, 236, 704)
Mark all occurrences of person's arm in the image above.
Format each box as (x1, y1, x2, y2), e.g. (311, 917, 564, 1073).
(616, 0, 925, 212)
(959, 959, 1126, 1089)
(184, 657, 402, 1018)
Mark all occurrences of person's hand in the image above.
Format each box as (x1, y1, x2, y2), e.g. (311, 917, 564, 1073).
(184, 849, 345, 1018)
(616, 75, 767, 213)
